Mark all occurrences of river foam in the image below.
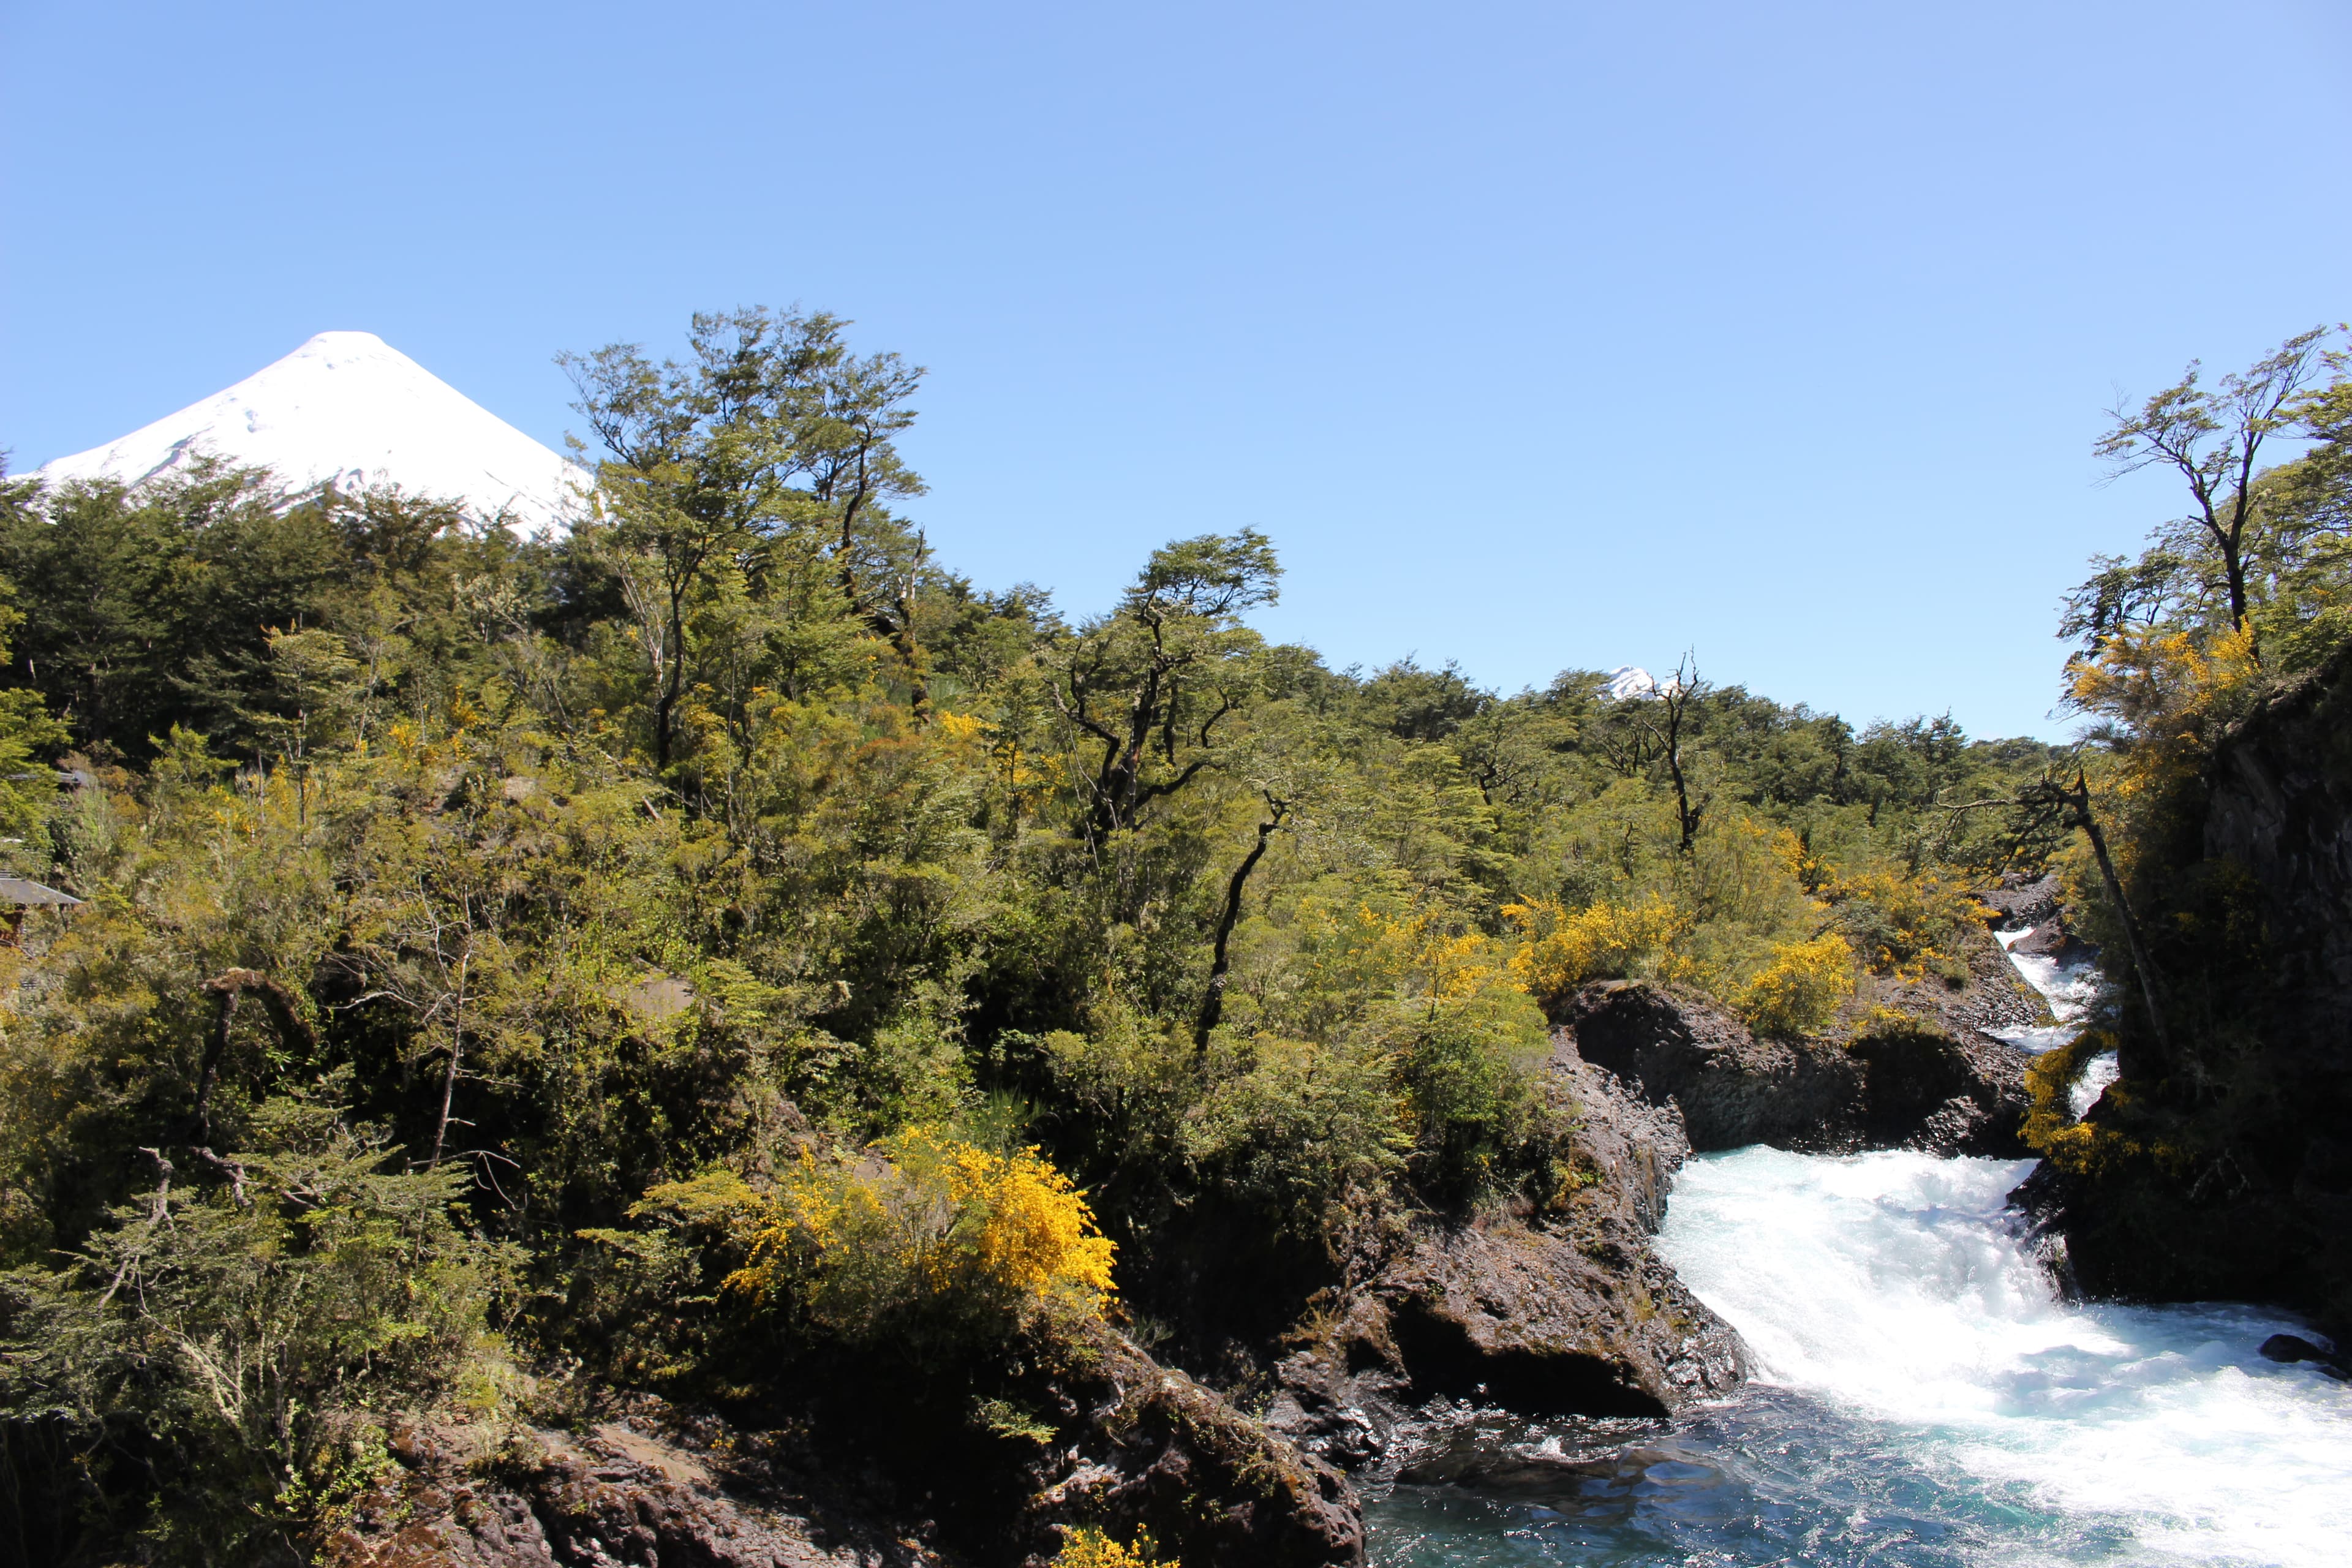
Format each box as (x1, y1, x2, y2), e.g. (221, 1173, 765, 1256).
(1660, 1146, 2352, 1566)
(1373, 1150, 2350, 1566)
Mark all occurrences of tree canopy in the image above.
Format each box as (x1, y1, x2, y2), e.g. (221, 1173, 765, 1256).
(0, 313, 2093, 1562)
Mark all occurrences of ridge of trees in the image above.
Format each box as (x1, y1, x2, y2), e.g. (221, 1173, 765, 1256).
(0, 312, 2117, 1563)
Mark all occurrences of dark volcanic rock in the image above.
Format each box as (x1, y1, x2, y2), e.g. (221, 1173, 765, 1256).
(1562, 982, 1858, 1150)
(1371, 1216, 1741, 1417)
(1983, 876, 2101, 967)
(1977, 872, 2065, 930)
(1559, 968, 2032, 1157)
(1268, 1054, 1744, 1467)
(2038, 644, 2352, 1341)
(2258, 1332, 2340, 1366)
(321, 1412, 940, 1567)
(1032, 1321, 1364, 1567)
(326, 1338, 1363, 1568)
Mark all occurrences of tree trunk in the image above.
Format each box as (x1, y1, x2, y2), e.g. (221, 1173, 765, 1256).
(1196, 800, 1286, 1049)
(2067, 778, 2174, 1080)
(431, 956, 467, 1167)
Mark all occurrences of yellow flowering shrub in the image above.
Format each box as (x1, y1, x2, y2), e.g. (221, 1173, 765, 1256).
(1502, 894, 1691, 1003)
(1819, 869, 1976, 979)
(1292, 897, 1505, 1004)
(2067, 624, 2260, 756)
(655, 1128, 1116, 1345)
(1054, 1528, 1172, 1567)
(1770, 826, 1831, 894)
(2019, 1030, 2187, 1180)
(1735, 932, 1856, 1036)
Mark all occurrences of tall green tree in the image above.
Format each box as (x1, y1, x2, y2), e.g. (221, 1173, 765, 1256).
(2096, 326, 2330, 649)
(1046, 530, 1280, 846)
(560, 308, 930, 773)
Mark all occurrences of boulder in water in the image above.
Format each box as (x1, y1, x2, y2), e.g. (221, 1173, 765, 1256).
(2258, 1333, 2349, 1379)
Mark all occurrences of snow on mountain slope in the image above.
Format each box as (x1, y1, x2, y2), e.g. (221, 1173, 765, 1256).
(31, 331, 591, 534)
(1602, 665, 1658, 700)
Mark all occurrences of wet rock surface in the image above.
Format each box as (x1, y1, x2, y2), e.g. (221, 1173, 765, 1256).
(1981, 872, 2100, 965)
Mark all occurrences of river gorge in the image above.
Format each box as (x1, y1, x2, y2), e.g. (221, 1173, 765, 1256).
(1365, 942, 2352, 1567)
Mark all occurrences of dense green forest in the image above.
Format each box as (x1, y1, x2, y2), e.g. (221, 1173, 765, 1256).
(0, 309, 2342, 1565)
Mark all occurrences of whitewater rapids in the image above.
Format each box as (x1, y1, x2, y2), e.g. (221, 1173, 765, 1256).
(1663, 1147, 2350, 1565)
(1373, 1148, 2350, 1565)
(1370, 937, 2350, 1566)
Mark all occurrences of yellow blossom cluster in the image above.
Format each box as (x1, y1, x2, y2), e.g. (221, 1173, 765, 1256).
(1501, 894, 1692, 1003)
(1053, 1528, 1173, 1567)
(1292, 898, 1505, 1002)
(725, 1126, 1117, 1327)
(1735, 932, 1857, 1036)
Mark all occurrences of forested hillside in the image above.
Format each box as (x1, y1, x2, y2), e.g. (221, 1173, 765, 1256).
(0, 309, 2118, 1564)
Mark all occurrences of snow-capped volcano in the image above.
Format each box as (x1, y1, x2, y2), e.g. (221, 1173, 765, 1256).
(30, 331, 590, 534)
(1602, 665, 1659, 701)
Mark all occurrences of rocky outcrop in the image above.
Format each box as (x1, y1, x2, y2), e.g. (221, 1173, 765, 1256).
(1023, 1321, 1363, 1567)
(1980, 872, 2099, 965)
(2029, 644, 2352, 1336)
(325, 1329, 1364, 1568)
(1562, 982, 1856, 1150)
(1559, 968, 2034, 1158)
(1267, 1051, 1744, 1468)
(320, 1411, 944, 1567)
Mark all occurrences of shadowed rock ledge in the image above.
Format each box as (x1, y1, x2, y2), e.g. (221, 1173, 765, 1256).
(323, 1324, 1365, 1568)
(1560, 917, 2045, 1159)
(1268, 1048, 1746, 1470)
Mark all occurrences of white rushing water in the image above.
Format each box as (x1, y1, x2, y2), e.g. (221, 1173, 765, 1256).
(1991, 924, 2118, 1115)
(1370, 928, 2348, 1567)
(1656, 1148, 2352, 1566)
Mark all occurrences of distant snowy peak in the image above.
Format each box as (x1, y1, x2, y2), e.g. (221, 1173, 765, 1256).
(1602, 665, 1660, 701)
(1600, 666, 1692, 701)
(31, 331, 590, 535)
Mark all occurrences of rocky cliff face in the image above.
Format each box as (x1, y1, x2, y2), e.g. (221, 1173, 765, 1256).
(325, 1325, 1364, 1568)
(1267, 1046, 1745, 1470)
(2029, 646, 2352, 1334)
(1560, 919, 2041, 1159)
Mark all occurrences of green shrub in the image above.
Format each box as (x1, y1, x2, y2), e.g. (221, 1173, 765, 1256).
(0, 1098, 516, 1562)
(1182, 1034, 1406, 1238)
(1378, 987, 1553, 1202)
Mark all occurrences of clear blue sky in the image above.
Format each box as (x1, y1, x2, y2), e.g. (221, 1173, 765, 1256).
(5, 1, 2346, 739)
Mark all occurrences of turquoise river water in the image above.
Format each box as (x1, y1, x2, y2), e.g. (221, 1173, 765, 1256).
(1366, 951, 2350, 1566)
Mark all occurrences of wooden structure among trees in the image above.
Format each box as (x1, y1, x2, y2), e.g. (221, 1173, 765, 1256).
(0, 875, 81, 946)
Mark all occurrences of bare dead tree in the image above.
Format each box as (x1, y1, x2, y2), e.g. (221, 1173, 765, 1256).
(189, 969, 322, 1203)
(1632, 654, 1706, 855)
(335, 883, 489, 1168)
(1196, 793, 1290, 1049)
(1945, 771, 2174, 1079)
